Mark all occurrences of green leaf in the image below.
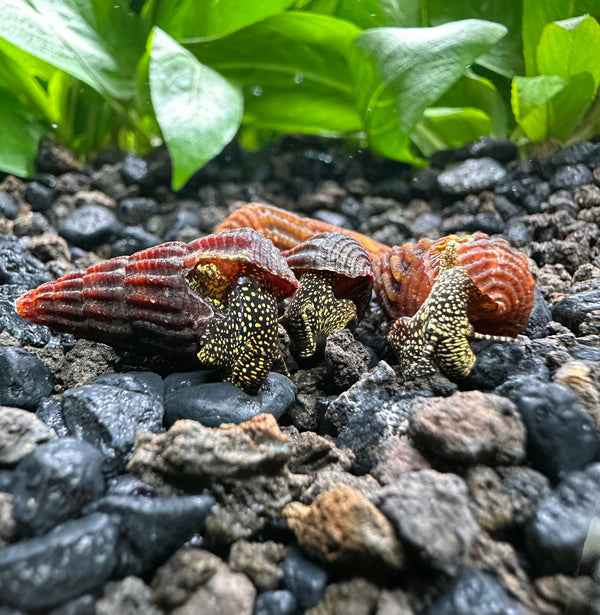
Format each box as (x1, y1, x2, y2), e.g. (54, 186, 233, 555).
(190, 12, 363, 136)
(537, 15, 600, 89)
(154, 0, 296, 43)
(412, 107, 491, 156)
(0, 89, 47, 177)
(149, 27, 243, 190)
(428, 0, 524, 77)
(348, 19, 507, 163)
(522, 0, 600, 75)
(0, 0, 136, 99)
(298, 0, 424, 28)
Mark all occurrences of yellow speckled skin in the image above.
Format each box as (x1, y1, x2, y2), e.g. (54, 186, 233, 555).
(285, 272, 357, 359)
(388, 241, 513, 379)
(196, 274, 280, 395)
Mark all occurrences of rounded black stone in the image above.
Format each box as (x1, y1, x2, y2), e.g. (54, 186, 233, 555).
(0, 235, 51, 287)
(0, 192, 19, 219)
(25, 181, 55, 212)
(254, 590, 298, 615)
(1, 285, 51, 347)
(110, 226, 161, 256)
(551, 164, 594, 190)
(282, 544, 328, 611)
(552, 290, 600, 334)
(0, 347, 53, 410)
(164, 371, 296, 428)
(437, 158, 507, 195)
(116, 197, 159, 225)
(58, 205, 120, 249)
(12, 438, 105, 536)
(429, 567, 524, 615)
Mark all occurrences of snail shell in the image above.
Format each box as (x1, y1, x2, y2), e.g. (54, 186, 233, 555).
(281, 231, 374, 318)
(373, 232, 535, 337)
(15, 228, 298, 353)
(216, 202, 389, 259)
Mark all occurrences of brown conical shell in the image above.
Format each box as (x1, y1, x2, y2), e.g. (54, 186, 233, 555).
(373, 232, 535, 337)
(216, 202, 390, 260)
(281, 231, 374, 318)
(185, 227, 298, 302)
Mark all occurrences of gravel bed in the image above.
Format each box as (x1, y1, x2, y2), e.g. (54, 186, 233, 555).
(0, 135, 599, 614)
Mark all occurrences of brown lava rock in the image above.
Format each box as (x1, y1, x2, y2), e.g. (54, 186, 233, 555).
(408, 390, 526, 465)
(284, 484, 405, 577)
(228, 539, 286, 591)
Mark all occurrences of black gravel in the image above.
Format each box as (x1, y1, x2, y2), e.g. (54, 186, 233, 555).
(0, 135, 599, 613)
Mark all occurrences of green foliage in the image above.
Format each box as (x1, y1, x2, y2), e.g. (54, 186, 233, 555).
(0, 0, 599, 187)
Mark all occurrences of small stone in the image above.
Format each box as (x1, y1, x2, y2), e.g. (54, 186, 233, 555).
(552, 289, 600, 334)
(116, 197, 159, 225)
(284, 485, 404, 576)
(282, 544, 328, 612)
(408, 391, 526, 466)
(0, 235, 51, 287)
(376, 470, 479, 573)
(12, 438, 105, 536)
(0, 192, 19, 219)
(0, 285, 51, 347)
(0, 492, 15, 547)
(164, 371, 296, 428)
(58, 205, 120, 249)
(300, 468, 380, 504)
(61, 382, 164, 476)
(428, 567, 525, 615)
(25, 233, 71, 263)
(0, 405, 56, 465)
(229, 539, 286, 590)
(504, 381, 600, 480)
(306, 578, 380, 615)
(438, 158, 507, 194)
(0, 347, 53, 410)
(551, 164, 594, 190)
(525, 463, 600, 575)
(254, 590, 298, 615)
(85, 493, 215, 576)
(465, 466, 514, 531)
(120, 155, 153, 189)
(57, 339, 120, 390)
(35, 137, 83, 174)
(110, 226, 161, 256)
(25, 181, 55, 212)
(170, 563, 256, 615)
(370, 437, 431, 485)
(46, 593, 97, 615)
(0, 512, 118, 610)
(533, 574, 600, 615)
(36, 397, 68, 436)
(151, 548, 222, 610)
(96, 576, 161, 615)
(495, 466, 550, 525)
(324, 329, 371, 392)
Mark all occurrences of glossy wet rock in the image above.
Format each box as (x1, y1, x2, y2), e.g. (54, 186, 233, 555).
(58, 204, 120, 249)
(437, 157, 507, 194)
(0, 347, 53, 411)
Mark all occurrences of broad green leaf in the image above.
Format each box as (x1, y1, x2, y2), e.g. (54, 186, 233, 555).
(349, 20, 507, 163)
(511, 74, 566, 140)
(190, 13, 362, 137)
(522, 0, 600, 75)
(154, 0, 296, 43)
(298, 0, 424, 28)
(149, 27, 243, 190)
(0, 0, 136, 100)
(412, 107, 491, 156)
(537, 15, 600, 90)
(0, 89, 47, 177)
(428, 0, 524, 77)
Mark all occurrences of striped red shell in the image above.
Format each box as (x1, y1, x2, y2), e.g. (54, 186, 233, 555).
(281, 231, 374, 318)
(15, 229, 298, 352)
(216, 202, 389, 259)
(373, 232, 535, 337)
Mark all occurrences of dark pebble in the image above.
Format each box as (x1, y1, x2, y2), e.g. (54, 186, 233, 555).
(552, 290, 600, 334)
(12, 438, 105, 537)
(254, 589, 298, 615)
(465, 341, 528, 390)
(120, 155, 158, 190)
(551, 164, 594, 190)
(0, 192, 19, 219)
(503, 380, 599, 481)
(431, 138, 517, 167)
(0, 513, 118, 611)
(550, 141, 600, 166)
(1, 285, 51, 347)
(25, 181, 55, 212)
(85, 493, 215, 576)
(58, 205, 120, 249)
(93, 371, 164, 399)
(428, 567, 524, 615)
(36, 397, 68, 436)
(523, 289, 553, 339)
(164, 371, 296, 428)
(47, 594, 96, 615)
(106, 473, 155, 497)
(116, 197, 159, 225)
(437, 158, 507, 194)
(110, 226, 161, 256)
(442, 212, 505, 235)
(61, 382, 164, 476)
(312, 209, 353, 229)
(282, 544, 328, 611)
(0, 347, 53, 410)
(526, 463, 600, 575)
(163, 208, 201, 241)
(0, 235, 51, 287)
